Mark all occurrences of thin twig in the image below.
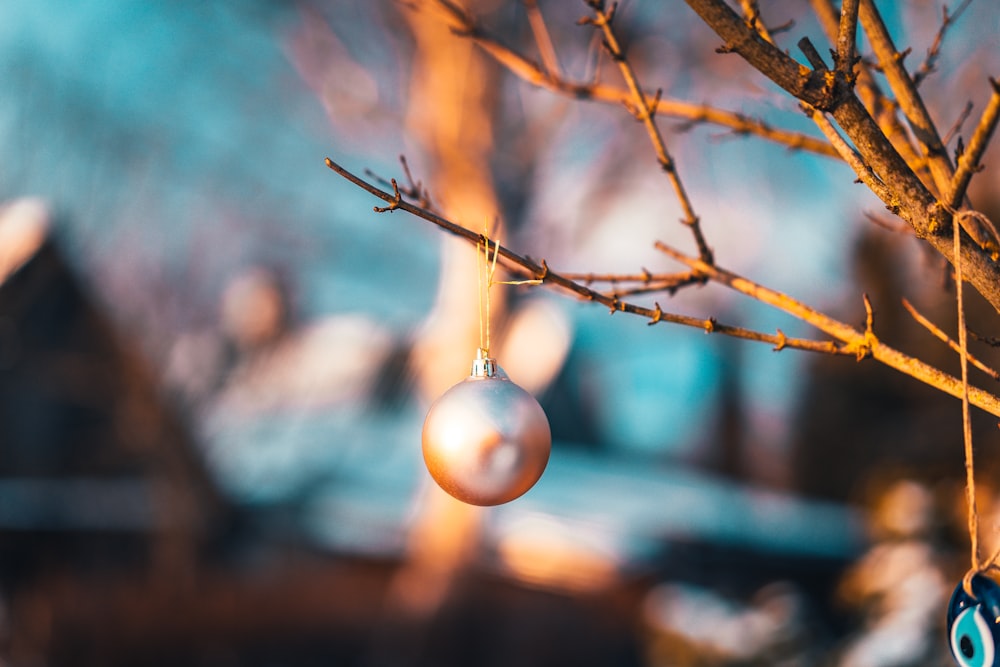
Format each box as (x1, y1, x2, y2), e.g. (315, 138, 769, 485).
(902, 298, 1000, 380)
(942, 101, 975, 149)
(864, 210, 913, 234)
(913, 0, 975, 88)
(327, 156, 1000, 416)
(808, 107, 893, 205)
(946, 80, 1000, 211)
(560, 269, 706, 295)
(970, 330, 1000, 347)
(430, 0, 839, 158)
(654, 240, 1000, 416)
(583, 0, 713, 264)
(325, 157, 851, 356)
(561, 269, 683, 284)
(523, 0, 561, 77)
(366, 156, 434, 209)
(609, 278, 707, 297)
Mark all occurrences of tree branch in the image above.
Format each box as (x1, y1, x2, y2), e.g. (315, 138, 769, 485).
(807, 106, 892, 204)
(432, 0, 839, 158)
(325, 157, 1000, 417)
(683, 0, 1000, 314)
(582, 0, 712, 263)
(902, 298, 1000, 381)
(655, 242, 1000, 416)
(857, 0, 954, 198)
(947, 80, 1000, 211)
(912, 0, 975, 88)
(835, 0, 860, 81)
(324, 157, 851, 356)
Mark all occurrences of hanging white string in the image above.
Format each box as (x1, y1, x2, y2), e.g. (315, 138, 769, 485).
(476, 222, 542, 358)
(954, 212, 980, 591)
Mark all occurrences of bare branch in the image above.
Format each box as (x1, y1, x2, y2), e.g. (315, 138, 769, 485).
(523, 0, 561, 77)
(809, 0, 930, 182)
(684, 0, 1000, 314)
(324, 157, 852, 356)
(655, 241, 1000, 416)
(947, 80, 1000, 211)
(807, 106, 893, 204)
(429, 0, 839, 158)
(858, 0, 955, 198)
(942, 101, 975, 149)
(902, 298, 1000, 381)
(970, 330, 1000, 348)
(582, 0, 712, 264)
(912, 0, 975, 88)
(366, 155, 434, 209)
(326, 156, 1000, 416)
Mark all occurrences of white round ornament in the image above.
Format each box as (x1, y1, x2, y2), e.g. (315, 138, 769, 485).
(422, 352, 551, 506)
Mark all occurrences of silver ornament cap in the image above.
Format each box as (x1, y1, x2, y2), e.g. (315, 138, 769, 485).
(422, 351, 551, 506)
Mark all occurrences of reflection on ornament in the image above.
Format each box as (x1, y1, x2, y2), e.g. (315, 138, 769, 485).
(948, 574, 1000, 667)
(422, 351, 551, 506)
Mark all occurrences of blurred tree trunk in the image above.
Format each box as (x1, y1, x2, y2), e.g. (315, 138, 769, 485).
(370, 2, 504, 663)
(404, 1, 506, 403)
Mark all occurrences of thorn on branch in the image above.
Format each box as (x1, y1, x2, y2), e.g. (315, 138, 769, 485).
(537, 259, 549, 282)
(773, 328, 787, 352)
(647, 302, 662, 326)
(851, 293, 877, 361)
(608, 295, 623, 314)
(954, 135, 966, 162)
(601, 39, 624, 61)
(365, 156, 436, 210)
(373, 178, 402, 213)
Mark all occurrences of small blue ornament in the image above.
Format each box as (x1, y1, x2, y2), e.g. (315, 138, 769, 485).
(948, 574, 1000, 667)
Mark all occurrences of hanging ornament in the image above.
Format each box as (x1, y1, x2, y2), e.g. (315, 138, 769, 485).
(422, 349, 551, 506)
(948, 574, 1000, 667)
(421, 225, 550, 506)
